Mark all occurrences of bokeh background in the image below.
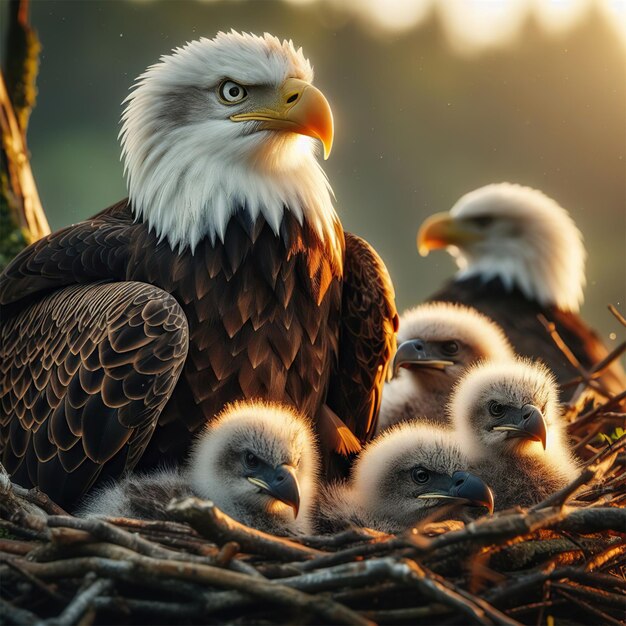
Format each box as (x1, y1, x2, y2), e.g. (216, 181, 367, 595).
(3, 0, 626, 343)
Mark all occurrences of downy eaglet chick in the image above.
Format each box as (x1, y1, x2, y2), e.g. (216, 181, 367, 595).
(78, 401, 320, 535)
(450, 359, 579, 510)
(377, 302, 514, 432)
(317, 422, 493, 534)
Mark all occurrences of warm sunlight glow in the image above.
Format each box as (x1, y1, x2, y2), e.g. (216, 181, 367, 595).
(282, 0, 626, 50)
(438, 0, 528, 53)
(350, 0, 431, 32)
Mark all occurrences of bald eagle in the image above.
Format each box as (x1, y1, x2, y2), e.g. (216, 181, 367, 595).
(417, 183, 625, 398)
(0, 32, 397, 508)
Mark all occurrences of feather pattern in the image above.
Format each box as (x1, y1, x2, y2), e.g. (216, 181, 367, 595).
(1, 200, 394, 505)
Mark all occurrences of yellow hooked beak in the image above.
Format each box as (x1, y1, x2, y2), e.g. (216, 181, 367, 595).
(230, 77, 334, 160)
(417, 212, 482, 257)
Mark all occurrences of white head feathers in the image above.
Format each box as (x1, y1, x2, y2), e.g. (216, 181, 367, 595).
(448, 183, 586, 313)
(120, 31, 338, 252)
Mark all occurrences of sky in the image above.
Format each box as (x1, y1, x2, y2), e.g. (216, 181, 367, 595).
(4, 0, 625, 345)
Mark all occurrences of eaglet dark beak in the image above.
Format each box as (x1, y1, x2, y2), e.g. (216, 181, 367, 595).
(491, 404, 547, 450)
(247, 464, 301, 517)
(393, 339, 454, 376)
(418, 471, 494, 514)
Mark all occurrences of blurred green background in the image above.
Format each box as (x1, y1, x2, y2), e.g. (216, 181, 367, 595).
(3, 0, 625, 343)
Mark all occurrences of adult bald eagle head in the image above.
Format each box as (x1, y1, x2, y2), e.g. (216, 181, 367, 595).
(0, 32, 397, 509)
(121, 31, 337, 253)
(417, 183, 624, 397)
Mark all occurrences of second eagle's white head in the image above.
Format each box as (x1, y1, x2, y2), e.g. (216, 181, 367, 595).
(121, 31, 338, 252)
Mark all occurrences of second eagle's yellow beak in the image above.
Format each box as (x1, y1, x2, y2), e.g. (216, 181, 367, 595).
(230, 77, 334, 160)
(417, 212, 482, 257)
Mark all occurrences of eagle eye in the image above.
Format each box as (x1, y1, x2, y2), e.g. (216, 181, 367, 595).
(441, 341, 459, 356)
(219, 80, 248, 104)
(411, 467, 430, 484)
(471, 216, 495, 229)
(244, 451, 260, 469)
(488, 401, 505, 418)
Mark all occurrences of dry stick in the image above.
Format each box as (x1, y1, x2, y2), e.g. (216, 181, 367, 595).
(537, 314, 619, 401)
(529, 467, 597, 511)
(584, 542, 626, 572)
(556, 507, 626, 534)
(363, 604, 452, 621)
(583, 433, 626, 466)
(608, 304, 626, 328)
(92, 597, 206, 620)
(485, 565, 626, 607)
(296, 537, 407, 572)
(46, 515, 222, 567)
(0, 538, 39, 556)
(569, 390, 626, 429)
(12, 555, 372, 626)
(583, 341, 626, 380)
(409, 507, 564, 556)
(552, 585, 624, 626)
(552, 581, 626, 610)
(167, 497, 324, 561)
(4, 558, 67, 604)
(47, 576, 113, 626)
(107, 516, 199, 537)
(0, 597, 39, 626)
(299, 528, 384, 550)
(278, 557, 520, 626)
(573, 422, 605, 452)
(11, 485, 68, 516)
(537, 314, 582, 371)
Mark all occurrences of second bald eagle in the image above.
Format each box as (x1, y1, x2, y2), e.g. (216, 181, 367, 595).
(418, 183, 624, 397)
(0, 32, 397, 508)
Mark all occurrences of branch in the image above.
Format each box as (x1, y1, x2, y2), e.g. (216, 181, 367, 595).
(167, 497, 324, 561)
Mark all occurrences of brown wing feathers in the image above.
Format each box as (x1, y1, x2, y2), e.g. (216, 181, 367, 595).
(1, 281, 188, 508)
(1, 199, 395, 502)
(326, 232, 398, 444)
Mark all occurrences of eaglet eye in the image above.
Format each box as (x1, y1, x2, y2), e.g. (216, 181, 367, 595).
(441, 341, 459, 356)
(489, 401, 505, 418)
(219, 80, 248, 104)
(244, 451, 260, 469)
(411, 467, 430, 484)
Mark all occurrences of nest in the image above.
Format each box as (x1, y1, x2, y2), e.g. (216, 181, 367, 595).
(0, 313, 624, 626)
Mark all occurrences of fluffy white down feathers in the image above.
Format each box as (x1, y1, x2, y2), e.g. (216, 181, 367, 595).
(377, 303, 514, 431)
(79, 401, 320, 535)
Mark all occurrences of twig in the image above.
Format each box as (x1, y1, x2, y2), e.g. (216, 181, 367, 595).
(46, 575, 113, 626)
(608, 304, 626, 328)
(529, 467, 597, 511)
(537, 314, 582, 371)
(552, 585, 624, 626)
(167, 497, 324, 561)
(10, 555, 372, 626)
(4, 557, 67, 604)
(0, 597, 39, 625)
